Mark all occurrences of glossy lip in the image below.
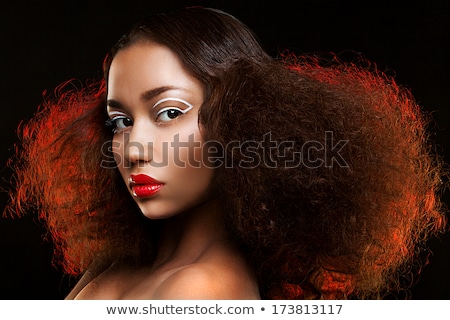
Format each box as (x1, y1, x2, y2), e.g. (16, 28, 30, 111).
(129, 174, 164, 198)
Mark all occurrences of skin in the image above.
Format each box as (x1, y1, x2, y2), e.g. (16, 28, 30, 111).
(66, 42, 260, 299)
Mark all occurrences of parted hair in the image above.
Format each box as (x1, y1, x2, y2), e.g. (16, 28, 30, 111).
(5, 7, 447, 299)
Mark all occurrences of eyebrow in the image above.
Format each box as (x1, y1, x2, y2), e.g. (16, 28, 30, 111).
(106, 86, 182, 110)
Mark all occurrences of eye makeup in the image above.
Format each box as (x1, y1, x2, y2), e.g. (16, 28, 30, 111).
(106, 97, 197, 131)
(152, 97, 195, 123)
(152, 97, 194, 111)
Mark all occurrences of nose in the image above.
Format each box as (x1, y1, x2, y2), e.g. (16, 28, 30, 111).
(124, 122, 153, 166)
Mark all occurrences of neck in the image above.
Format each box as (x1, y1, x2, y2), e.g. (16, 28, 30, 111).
(153, 199, 226, 268)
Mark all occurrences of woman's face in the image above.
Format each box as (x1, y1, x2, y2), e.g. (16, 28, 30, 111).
(107, 42, 214, 219)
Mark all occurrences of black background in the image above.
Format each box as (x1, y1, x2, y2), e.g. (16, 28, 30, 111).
(1, 0, 449, 299)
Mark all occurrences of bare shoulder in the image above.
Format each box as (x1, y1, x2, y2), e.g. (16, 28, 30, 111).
(154, 259, 260, 300)
(65, 259, 113, 300)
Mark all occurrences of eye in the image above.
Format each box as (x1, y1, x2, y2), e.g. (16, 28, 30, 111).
(105, 116, 133, 133)
(153, 98, 195, 123)
(156, 107, 184, 122)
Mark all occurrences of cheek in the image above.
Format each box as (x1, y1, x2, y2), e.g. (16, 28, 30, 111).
(169, 128, 215, 187)
(170, 157, 215, 205)
(173, 128, 208, 167)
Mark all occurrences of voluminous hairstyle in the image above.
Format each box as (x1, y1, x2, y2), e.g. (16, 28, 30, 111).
(4, 7, 447, 299)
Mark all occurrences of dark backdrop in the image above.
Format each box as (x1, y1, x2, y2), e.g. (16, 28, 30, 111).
(1, 0, 449, 299)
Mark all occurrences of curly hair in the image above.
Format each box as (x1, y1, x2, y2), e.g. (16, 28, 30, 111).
(201, 56, 447, 298)
(4, 7, 447, 299)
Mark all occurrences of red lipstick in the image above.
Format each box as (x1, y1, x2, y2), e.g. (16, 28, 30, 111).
(129, 174, 164, 198)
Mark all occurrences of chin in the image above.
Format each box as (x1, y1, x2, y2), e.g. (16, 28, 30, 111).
(140, 209, 177, 220)
(137, 203, 182, 220)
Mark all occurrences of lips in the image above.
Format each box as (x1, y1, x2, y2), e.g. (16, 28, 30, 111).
(129, 174, 164, 198)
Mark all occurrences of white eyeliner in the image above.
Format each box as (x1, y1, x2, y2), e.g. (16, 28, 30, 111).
(108, 111, 127, 118)
(152, 97, 194, 112)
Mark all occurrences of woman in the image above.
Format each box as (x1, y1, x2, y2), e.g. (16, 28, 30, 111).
(4, 7, 447, 299)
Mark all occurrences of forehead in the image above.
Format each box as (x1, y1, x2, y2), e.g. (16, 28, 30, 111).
(107, 42, 202, 96)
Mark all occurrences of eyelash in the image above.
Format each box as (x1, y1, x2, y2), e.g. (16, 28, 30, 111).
(156, 107, 186, 122)
(105, 116, 132, 133)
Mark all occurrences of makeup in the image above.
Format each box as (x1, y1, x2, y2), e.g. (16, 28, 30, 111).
(152, 97, 194, 110)
(129, 174, 164, 198)
(153, 97, 194, 122)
